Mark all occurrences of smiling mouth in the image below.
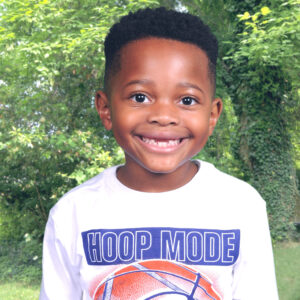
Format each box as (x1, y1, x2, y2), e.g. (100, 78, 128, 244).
(140, 136, 183, 148)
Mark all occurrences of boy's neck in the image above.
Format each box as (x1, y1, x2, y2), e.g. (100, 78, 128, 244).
(116, 160, 198, 193)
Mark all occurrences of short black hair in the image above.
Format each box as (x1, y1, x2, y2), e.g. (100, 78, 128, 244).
(104, 7, 218, 94)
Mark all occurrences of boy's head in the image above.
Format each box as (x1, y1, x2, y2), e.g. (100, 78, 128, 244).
(96, 7, 222, 189)
(103, 7, 218, 95)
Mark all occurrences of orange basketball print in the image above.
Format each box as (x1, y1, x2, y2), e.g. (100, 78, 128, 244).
(92, 260, 221, 299)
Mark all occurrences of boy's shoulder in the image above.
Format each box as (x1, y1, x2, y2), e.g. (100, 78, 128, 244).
(66, 164, 119, 195)
(50, 164, 119, 214)
(199, 160, 256, 189)
(199, 160, 265, 206)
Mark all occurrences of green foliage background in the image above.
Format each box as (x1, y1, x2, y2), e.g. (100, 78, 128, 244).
(0, 0, 299, 282)
(226, 1, 299, 240)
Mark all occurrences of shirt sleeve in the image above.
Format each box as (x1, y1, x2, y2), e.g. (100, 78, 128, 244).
(39, 211, 83, 300)
(232, 197, 279, 300)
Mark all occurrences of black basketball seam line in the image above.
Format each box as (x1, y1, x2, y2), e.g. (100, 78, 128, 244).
(173, 262, 216, 292)
(135, 265, 217, 300)
(134, 263, 187, 294)
(144, 290, 193, 299)
(173, 261, 213, 285)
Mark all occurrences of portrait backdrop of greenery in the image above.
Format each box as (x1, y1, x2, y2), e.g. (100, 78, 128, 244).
(0, 0, 299, 280)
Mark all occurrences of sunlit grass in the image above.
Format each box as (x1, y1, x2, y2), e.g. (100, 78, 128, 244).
(274, 241, 300, 300)
(0, 281, 40, 300)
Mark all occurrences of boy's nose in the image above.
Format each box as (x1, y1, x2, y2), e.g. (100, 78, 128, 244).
(147, 102, 179, 126)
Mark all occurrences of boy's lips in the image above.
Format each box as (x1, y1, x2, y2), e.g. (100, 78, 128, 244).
(134, 134, 189, 152)
(141, 136, 181, 147)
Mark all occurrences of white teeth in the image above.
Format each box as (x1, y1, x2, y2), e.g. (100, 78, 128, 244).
(142, 137, 180, 147)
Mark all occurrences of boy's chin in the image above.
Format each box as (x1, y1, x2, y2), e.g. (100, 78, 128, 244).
(139, 159, 191, 176)
(123, 152, 196, 177)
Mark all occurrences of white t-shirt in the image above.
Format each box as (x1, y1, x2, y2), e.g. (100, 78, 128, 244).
(39, 160, 278, 300)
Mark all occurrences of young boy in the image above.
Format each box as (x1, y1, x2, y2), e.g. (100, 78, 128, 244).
(39, 7, 278, 300)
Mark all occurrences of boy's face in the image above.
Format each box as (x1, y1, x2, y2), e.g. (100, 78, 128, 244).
(96, 38, 222, 177)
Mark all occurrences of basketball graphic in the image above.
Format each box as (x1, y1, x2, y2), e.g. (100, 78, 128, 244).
(92, 260, 221, 300)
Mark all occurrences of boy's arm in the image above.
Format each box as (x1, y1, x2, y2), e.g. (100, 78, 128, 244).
(232, 199, 279, 300)
(39, 212, 82, 300)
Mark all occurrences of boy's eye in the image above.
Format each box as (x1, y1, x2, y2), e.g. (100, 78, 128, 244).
(180, 96, 197, 105)
(131, 93, 150, 103)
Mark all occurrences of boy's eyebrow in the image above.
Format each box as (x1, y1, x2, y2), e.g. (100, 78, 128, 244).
(124, 79, 155, 88)
(124, 80, 205, 95)
(177, 82, 205, 95)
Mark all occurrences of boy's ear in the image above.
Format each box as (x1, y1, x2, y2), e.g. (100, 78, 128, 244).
(95, 90, 112, 130)
(209, 97, 223, 136)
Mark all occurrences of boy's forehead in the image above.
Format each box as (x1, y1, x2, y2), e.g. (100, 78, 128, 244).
(118, 38, 207, 72)
(105, 37, 215, 100)
(114, 38, 212, 89)
(120, 37, 209, 62)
